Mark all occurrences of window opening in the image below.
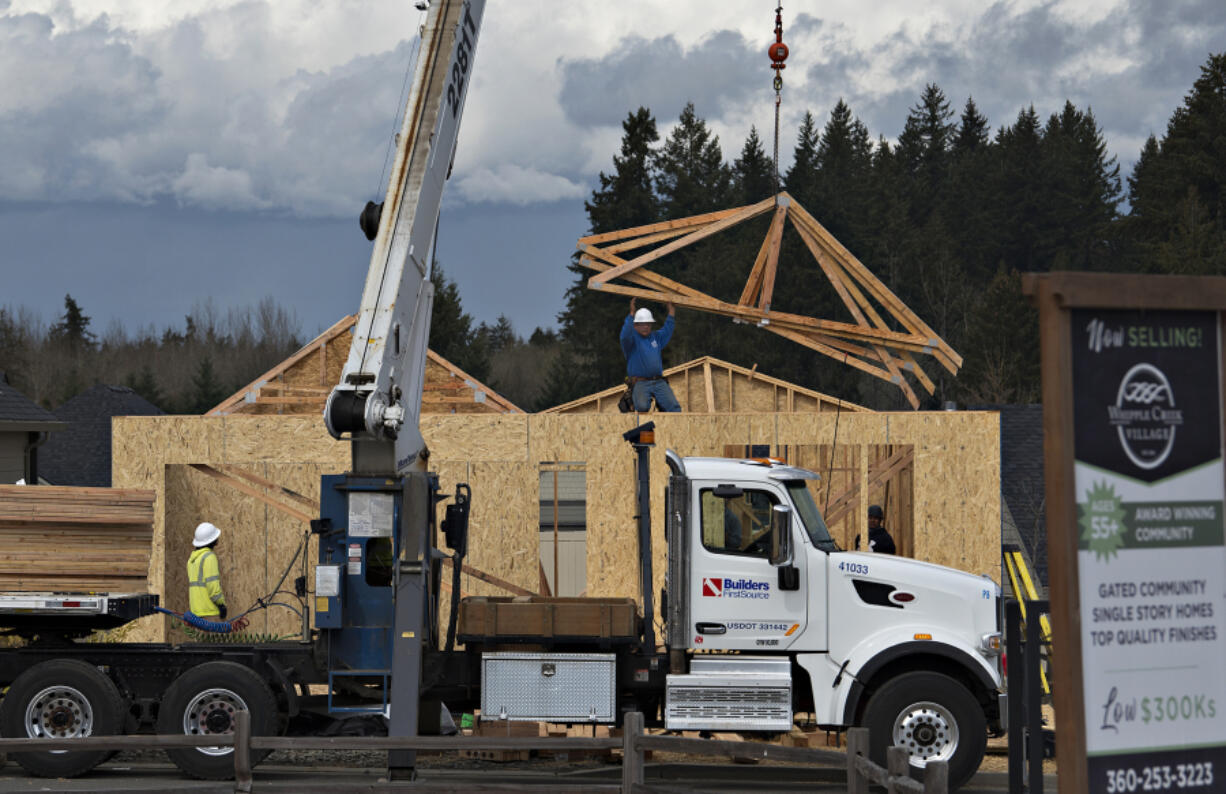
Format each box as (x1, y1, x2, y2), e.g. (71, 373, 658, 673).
(539, 463, 586, 596)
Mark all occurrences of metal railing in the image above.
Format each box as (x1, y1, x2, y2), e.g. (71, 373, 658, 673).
(0, 712, 947, 793)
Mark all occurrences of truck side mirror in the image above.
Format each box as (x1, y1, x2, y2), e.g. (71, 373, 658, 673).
(770, 504, 793, 567)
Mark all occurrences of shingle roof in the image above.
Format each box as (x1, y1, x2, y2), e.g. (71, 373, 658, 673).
(40, 384, 164, 487)
(0, 379, 60, 427)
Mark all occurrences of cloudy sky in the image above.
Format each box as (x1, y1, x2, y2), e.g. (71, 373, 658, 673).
(1, 0, 1223, 341)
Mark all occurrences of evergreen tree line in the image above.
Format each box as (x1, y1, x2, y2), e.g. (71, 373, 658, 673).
(0, 269, 561, 414)
(539, 53, 1226, 410)
(0, 296, 302, 413)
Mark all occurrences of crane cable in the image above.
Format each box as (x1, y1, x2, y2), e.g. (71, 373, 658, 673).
(769, 3, 789, 199)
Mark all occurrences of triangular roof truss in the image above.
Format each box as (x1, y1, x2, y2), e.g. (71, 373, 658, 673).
(578, 192, 961, 409)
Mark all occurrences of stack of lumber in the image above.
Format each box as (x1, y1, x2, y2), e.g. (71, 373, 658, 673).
(0, 485, 155, 592)
(458, 596, 640, 643)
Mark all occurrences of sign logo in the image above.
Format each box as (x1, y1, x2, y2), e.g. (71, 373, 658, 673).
(1108, 363, 1182, 470)
(701, 577, 770, 599)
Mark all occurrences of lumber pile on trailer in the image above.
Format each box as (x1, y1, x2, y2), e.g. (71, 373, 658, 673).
(0, 485, 155, 592)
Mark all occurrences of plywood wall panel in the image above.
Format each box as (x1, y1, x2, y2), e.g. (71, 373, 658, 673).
(528, 414, 636, 465)
(220, 417, 346, 465)
(884, 412, 1000, 577)
(422, 416, 528, 462)
(583, 457, 638, 598)
(463, 462, 538, 599)
(261, 463, 325, 638)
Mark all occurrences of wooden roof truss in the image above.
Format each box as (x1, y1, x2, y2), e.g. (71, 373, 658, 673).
(578, 192, 962, 408)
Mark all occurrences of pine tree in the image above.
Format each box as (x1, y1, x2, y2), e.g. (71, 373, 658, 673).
(994, 106, 1045, 272)
(896, 84, 955, 194)
(189, 354, 228, 414)
(953, 97, 989, 156)
(946, 97, 997, 281)
(48, 295, 97, 351)
(733, 127, 774, 204)
(549, 108, 662, 403)
(812, 99, 873, 248)
(429, 263, 489, 380)
(124, 365, 164, 410)
(654, 102, 731, 218)
(1126, 53, 1226, 274)
(1040, 102, 1121, 270)
(586, 107, 660, 232)
(784, 111, 820, 206)
(958, 268, 1039, 404)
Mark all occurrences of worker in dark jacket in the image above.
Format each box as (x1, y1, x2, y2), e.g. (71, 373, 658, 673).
(855, 505, 897, 554)
(620, 298, 681, 412)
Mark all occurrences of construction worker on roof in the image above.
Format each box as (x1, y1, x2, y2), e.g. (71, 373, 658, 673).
(621, 298, 681, 413)
(187, 522, 228, 620)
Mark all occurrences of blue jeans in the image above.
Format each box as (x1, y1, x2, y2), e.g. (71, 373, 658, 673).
(632, 379, 681, 412)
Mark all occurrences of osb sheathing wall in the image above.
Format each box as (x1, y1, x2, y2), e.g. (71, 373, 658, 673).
(114, 411, 999, 642)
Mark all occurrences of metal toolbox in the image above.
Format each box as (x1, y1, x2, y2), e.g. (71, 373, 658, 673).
(480, 652, 616, 722)
(666, 655, 792, 731)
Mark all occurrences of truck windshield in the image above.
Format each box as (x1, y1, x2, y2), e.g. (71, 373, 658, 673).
(784, 481, 840, 552)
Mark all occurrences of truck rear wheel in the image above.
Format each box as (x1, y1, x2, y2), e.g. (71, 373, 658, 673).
(0, 658, 125, 777)
(861, 671, 986, 791)
(157, 661, 278, 780)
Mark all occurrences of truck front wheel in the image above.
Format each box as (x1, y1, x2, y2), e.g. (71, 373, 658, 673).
(0, 658, 125, 777)
(861, 671, 986, 791)
(157, 661, 278, 780)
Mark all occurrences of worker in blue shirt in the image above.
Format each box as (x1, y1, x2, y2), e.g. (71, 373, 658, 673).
(620, 298, 681, 412)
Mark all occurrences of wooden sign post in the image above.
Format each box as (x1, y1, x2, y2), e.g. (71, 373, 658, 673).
(1024, 273, 1226, 794)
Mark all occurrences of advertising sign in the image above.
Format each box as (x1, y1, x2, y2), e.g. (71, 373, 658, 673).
(1072, 308, 1226, 792)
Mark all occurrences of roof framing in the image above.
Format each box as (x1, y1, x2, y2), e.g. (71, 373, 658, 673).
(209, 315, 521, 416)
(579, 192, 961, 409)
(541, 355, 868, 414)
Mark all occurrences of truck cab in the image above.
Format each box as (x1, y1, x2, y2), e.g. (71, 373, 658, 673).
(663, 449, 1004, 788)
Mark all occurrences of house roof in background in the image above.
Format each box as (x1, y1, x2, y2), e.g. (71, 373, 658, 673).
(40, 384, 163, 487)
(976, 403, 1046, 588)
(0, 378, 64, 431)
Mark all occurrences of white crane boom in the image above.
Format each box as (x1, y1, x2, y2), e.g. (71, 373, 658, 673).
(325, 0, 485, 474)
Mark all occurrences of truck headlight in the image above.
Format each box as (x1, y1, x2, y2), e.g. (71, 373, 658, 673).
(980, 632, 1003, 655)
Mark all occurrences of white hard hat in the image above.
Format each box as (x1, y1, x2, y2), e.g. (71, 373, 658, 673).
(193, 522, 221, 547)
(633, 308, 655, 324)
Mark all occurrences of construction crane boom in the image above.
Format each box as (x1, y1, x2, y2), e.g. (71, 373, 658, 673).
(325, 0, 485, 474)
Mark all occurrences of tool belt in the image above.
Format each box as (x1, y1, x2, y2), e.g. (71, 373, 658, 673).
(626, 376, 662, 385)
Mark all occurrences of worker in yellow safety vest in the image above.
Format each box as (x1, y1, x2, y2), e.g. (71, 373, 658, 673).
(187, 522, 227, 619)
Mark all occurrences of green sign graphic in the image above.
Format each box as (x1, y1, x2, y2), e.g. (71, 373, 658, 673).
(1080, 481, 1127, 561)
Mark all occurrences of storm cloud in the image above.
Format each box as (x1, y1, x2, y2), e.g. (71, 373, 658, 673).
(559, 30, 760, 128)
(1, 0, 1224, 339)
